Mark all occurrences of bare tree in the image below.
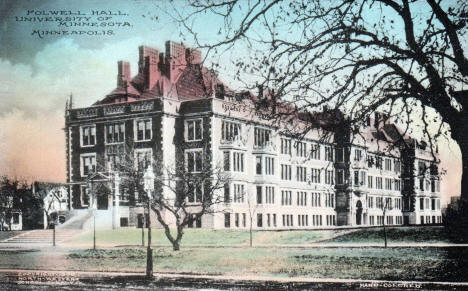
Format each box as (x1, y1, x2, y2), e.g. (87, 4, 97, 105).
(106, 141, 230, 251)
(150, 156, 230, 251)
(170, 0, 468, 203)
(383, 198, 390, 248)
(246, 191, 257, 247)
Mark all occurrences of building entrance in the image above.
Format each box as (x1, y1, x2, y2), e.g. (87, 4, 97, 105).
(96, 185, 109, 210)
(356, 200, 363, 225)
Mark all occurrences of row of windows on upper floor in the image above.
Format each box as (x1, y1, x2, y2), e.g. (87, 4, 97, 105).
(223, 152, 427, 192)
(224, 213, 337, 228)
(419, 197, 442, 211)
(80, 119, 153, 147)
(80, 119, 414, 176)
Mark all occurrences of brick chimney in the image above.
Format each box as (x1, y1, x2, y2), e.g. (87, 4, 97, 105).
(138, 46, 160, 90)
(117, 61, 131, 87)
(165, 41, 187, 81)
(186, 48, 202, 65)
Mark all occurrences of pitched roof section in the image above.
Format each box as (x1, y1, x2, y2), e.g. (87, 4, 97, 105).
(95, 41, 227, 105)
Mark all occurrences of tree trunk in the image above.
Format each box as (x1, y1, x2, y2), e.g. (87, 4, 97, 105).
(173, 241, 180, 251)
(460, 142, 468, 208)
(249, 217, 253, 247)
(451, 117, 468, 211)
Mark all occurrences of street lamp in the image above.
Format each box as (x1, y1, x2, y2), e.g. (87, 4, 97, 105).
(143, 166, 155, 279)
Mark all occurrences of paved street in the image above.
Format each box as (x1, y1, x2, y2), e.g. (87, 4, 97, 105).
(0, 268, 467, 290)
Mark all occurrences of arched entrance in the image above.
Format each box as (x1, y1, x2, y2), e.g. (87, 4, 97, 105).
(96, 184, 110, 210)
(356, 200, 363, 225)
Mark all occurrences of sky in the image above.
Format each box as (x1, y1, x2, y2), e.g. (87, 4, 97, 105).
(0, 0, 462, 204)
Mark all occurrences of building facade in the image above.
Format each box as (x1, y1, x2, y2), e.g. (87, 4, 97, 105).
(65, 41, 443, 229)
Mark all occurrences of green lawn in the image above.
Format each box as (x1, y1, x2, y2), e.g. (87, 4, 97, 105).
(63, 246, 468, 281)
(326, 226, 449, 244)
(72, 228, 331, 247)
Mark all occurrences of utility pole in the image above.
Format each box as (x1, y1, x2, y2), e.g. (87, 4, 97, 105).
(52, 222, 56, 247)
(93, 210, 96, 250)
(143, 166, 154, 279)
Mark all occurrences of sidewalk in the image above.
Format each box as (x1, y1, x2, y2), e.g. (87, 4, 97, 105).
(0, 268, 467, 290)
(2, 241, 468, 249)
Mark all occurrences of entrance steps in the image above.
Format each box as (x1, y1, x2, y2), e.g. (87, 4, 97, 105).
(82, 209, 114, 230)
(57, 209, 93, 230)
(0, 229, 80, 244)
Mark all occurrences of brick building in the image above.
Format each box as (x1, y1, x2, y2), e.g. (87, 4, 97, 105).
(64, 41, 442, 229)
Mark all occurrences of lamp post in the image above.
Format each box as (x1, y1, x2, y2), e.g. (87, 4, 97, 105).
(143, 166, 155, 279)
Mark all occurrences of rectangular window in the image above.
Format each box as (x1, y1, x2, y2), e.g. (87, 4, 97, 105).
(354, 149, 362, 161)
(223, 151, 230, 171)
(233, 184, 245, 203)
(376, 177, 383, 189)
(232, 152, 244, 172)
(224, 183, 230, 203)
(256, 186, 262, 204)
(280, 138, 292, 155)
(81, 186, 90, 206)
(310, 143, 321, 160)
(310, 168, 321, 183)
(295, 141, 307, 157)
(242, 213, 246, 227)
(420, 198, 424, 210)
(273, 214, 277, 227)
(135, 119, 152, 141)
(360, 171, 366, 186)
(187, 183, 203, 203)
(394, 160, 401, 173)
(136, 149, 152, 171)
(385, 178, 393, 190)
(254, 127, 271, 147)
(296, 191, 307, 206)
(186, 119, 203, 141)
(325, 170, 334, 185)
(354, 171, 359, 186)
(419, 161, 426, 175)
(257, 213, 263, 227)
(224, 213, 231, 228)
(265, 156, 275, 175)
(186, 150, 203, 172)
(368, 176, 373, 189)
(281, 164, 292, 180)
(367, 154, 374, 168)
(296, 166, 307, 182)
(235, 213, 239, 227)
(395, 179, 401, 191)
(265, 186, 275, 204)
(80, 125, 96, 147)
(106, 122, 125, 144)
(256, 156, 262, 175)
(281, 190, 292, 205)
(336, 169, 344, 185)
(325, 146, 334, 161)
(375, 157, 383, 169)
(385, 158, 392, 171)
(221, 120, 241, 141)
(81, 154, 96, 176)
